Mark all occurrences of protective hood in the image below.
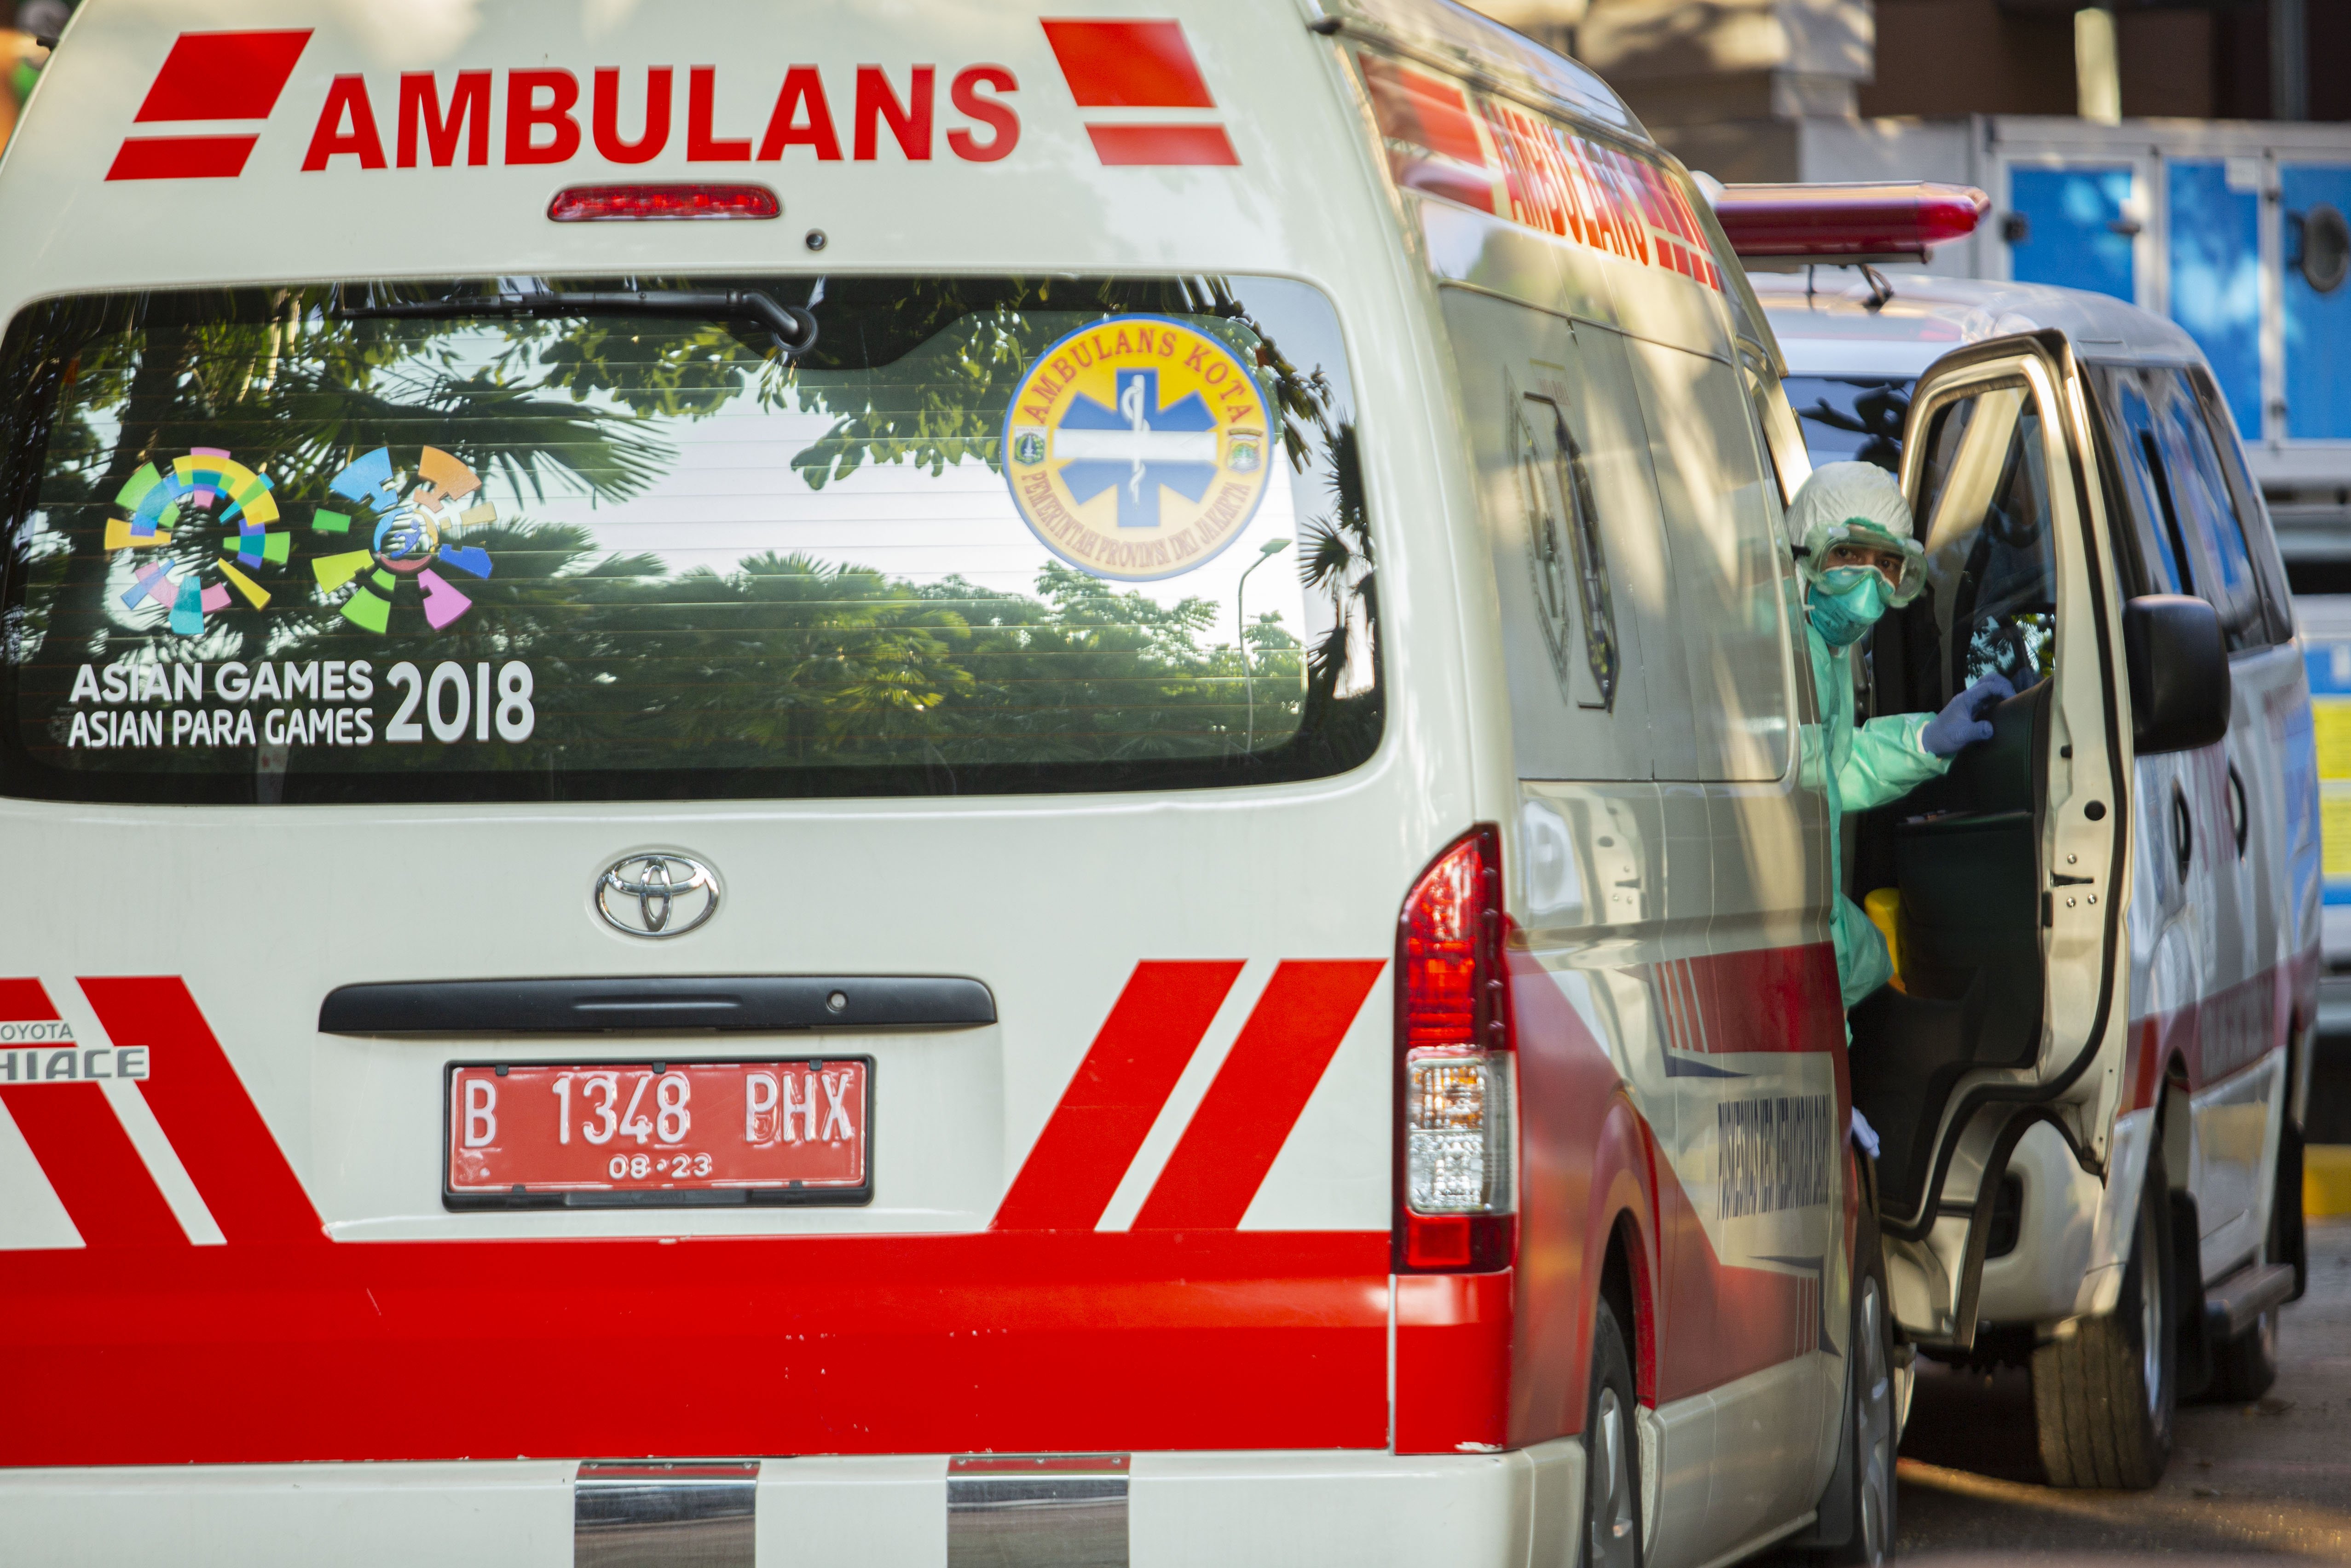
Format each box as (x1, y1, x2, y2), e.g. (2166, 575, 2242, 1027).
(1791, 461, 1925, 606)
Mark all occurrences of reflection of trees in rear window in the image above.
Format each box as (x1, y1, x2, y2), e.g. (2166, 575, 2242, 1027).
(1783, 376, 1913, 473)
(0, 277, 1377, 803)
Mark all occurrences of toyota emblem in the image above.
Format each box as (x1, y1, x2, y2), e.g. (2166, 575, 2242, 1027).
(595, 853, 721, 939)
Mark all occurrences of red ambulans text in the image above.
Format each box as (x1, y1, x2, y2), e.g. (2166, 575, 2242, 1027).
(300, 64, 1021, 172)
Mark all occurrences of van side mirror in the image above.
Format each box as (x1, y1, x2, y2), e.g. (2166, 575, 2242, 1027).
(2123, 595, 2230, 754)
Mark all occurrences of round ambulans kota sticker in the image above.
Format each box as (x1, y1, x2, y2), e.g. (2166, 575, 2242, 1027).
(1002, 315, 1276, 582)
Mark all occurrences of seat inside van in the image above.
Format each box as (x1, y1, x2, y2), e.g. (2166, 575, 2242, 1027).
(1845, 393, 2059, 1218)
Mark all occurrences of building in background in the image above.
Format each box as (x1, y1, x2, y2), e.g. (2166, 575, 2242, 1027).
(1484, 0, 2334, 176)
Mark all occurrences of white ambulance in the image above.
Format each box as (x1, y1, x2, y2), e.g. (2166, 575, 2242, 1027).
(1731, 199, 2320, 1486)
(0, 3, 2285, 1565)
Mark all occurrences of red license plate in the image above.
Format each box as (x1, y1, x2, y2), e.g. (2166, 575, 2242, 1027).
(445, 1060, 869, 1206)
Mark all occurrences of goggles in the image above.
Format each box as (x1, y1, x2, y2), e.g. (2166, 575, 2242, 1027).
(1811, 521, 1925, 606)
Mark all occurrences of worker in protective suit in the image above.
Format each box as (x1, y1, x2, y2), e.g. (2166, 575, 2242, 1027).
(1795, 462, 2014, 1011)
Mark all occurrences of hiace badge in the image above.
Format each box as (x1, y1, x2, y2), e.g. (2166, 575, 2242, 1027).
(1002, 316, 1274, 582)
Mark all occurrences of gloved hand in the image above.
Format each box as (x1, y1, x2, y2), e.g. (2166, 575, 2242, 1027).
(1920, 672, 2016, 757)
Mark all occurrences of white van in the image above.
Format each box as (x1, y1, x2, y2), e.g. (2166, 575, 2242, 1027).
(1750, 256, 2321, 1484)
(0, 2, 2282, 1563)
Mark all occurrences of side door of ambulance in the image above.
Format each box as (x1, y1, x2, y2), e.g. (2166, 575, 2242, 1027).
(1877, 330, 2135, 1343)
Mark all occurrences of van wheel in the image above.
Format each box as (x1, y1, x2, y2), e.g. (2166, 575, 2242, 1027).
(1840, 1219, 1900, 1562)
(1583, 1296, 1642, 1568)
(2031, 1146, 2175, 1488)
(1794, 1205, 1900, 1565)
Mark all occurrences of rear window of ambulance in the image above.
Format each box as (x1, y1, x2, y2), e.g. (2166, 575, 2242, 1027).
(0, 276, 1377, 804)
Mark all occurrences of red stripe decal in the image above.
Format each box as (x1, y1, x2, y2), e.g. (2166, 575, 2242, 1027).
(1681, 944, 1842, 1055)
(1040, 19, 1215, 108)
(105, 135, 260, 181)
(992, 961, 1241, 1231)
(80, 977, 324, 1245)
(1359, 55, 1485, 165)
(0, 1231, 1388, 1464)
(1, 1085, 184, 1248)
(133, 30, 313, 122)
(1133, 960, 1383, 1230)
(0, 977, 59, 1019)
(1396, 1271, 1513, 1452)
(1085, 124, 1238, 167)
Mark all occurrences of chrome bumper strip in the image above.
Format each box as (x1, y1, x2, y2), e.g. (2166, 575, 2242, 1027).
(574, 1461, 757, 1568)
(947, 1453, 1130, 1568)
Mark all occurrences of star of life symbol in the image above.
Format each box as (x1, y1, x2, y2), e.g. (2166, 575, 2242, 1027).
(1001, 315, 1275, 582)
(1055, 369, 1221, 530)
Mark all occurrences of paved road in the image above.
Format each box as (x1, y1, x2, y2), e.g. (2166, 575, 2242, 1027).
(1894, 1218, 2351, 1562)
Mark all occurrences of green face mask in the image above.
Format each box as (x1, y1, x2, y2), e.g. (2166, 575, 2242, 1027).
(1808, 569, 1889, 648)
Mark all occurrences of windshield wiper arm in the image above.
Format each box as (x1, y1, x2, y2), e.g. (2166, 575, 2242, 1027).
(334, 288, 819, 358)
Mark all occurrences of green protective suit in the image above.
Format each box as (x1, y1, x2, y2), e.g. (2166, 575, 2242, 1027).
(1806, 618, 1951, 1009)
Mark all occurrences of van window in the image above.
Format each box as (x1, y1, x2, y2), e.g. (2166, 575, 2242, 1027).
(2098, 364, 2270, 649)
(2183, 365, 2295, 644)
(1781, 375, 1912, 473)
(2153, 369, 2266, 646)
(1903, 382, 2062, 702)
(1440, 288, 1692, 782)
(1626, 337, 1793, 781)
(2101, 372, 2198, 597)
(0, 277, 1378, 804)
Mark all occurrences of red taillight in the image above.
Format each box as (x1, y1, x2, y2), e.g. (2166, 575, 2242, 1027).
(1401, 829, 1507, 1050)
(1711, 181, 1990, 261)
(548, 183, 781, 223)
(1395, 826, 1516, 1274)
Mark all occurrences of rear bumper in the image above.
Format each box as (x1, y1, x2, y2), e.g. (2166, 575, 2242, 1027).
(1, 1445, 1586, 1568)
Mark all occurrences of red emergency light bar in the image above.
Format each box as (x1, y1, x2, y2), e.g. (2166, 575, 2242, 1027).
(548, 184, 781, 222)
(1712, 181, 1991, 262)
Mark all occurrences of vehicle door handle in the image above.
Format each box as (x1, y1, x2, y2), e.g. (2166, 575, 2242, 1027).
(2227, 763, 2250, 859)
(2171, 781, 2194, 881)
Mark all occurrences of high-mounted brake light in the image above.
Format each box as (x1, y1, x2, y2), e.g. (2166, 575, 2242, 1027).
(1711, 181, 1990, 262)
(1395, 826, 1517, 1274)
(548, 184, 781, 223)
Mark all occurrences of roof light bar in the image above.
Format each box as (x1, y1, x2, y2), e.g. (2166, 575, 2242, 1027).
(548, 184, 781, 223)
(1711, 181, 1990, 263)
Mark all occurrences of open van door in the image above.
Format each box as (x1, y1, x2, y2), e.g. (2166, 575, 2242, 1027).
(1848, 330, 2135, 1349)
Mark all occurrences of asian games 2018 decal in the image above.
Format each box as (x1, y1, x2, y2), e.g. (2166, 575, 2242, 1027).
(1002, 315, 1274, 582)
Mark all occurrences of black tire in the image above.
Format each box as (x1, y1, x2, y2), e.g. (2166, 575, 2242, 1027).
(2031, 1145, 2176, 1488)
(1791, 1204, 1900, 1564)
(1838, 1214, 1899, 1562)
(1583, 1296, 1643, 1568)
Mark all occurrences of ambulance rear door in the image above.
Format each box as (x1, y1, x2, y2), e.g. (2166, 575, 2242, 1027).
(0, 0, 1424, 1471)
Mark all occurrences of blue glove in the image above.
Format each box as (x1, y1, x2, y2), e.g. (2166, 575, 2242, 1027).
(1920, 673, 2015, 757)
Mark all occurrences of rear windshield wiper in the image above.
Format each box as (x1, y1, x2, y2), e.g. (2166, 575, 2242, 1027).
(333, 288, 819, 359)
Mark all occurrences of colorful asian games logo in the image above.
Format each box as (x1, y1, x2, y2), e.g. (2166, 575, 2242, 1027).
(310, 446, 497, 632)
(104, 449, 288, 636)
(1001, 315, 1274, 582)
